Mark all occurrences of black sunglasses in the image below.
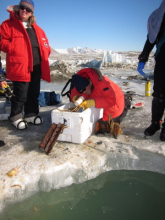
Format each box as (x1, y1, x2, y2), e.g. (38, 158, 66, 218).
(79, 88, 86, 93)
(20, 5, 32, 13)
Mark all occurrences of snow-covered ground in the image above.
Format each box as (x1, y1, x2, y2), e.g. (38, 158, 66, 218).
(1, 67, 165, 214)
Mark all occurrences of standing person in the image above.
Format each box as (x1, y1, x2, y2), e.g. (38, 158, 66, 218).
(0, 0, 51, 130)
(69, 68, 131, 138)
(137, 0, 165, 141)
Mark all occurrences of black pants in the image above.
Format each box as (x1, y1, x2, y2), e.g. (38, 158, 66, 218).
(113, 97, 131, 124)
(153, 61, 165, 98)
(150, 51, 165, 124)
(10, 65, 41, 122)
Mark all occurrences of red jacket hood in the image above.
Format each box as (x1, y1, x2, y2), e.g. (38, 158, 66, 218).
(76, 68, 101, 87)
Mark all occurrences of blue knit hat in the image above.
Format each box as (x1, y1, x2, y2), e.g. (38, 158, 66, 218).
(19, 0, 34, 13)
(72, 75, 89, 93)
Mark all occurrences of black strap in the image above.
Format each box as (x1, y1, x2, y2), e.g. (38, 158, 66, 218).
(61, 68, 102, 100)
(61, 78, 74, 100)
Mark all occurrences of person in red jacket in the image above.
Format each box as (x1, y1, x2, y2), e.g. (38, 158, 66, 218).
(70, 68, 131, 137)
(0, 0, 51, 130)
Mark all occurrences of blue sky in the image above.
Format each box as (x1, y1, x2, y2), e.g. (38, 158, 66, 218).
(0, 0, 162, 51)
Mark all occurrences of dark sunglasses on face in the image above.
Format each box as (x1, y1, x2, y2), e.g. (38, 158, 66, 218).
(79, 88, 86, 93)
(20, 5, 32, 13)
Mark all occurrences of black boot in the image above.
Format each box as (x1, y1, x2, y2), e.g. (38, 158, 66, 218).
(160, 123, 165, 141)
(151, 97, 164, 123)
(144, 97, 164, 136)
(144, 123, 160, 136)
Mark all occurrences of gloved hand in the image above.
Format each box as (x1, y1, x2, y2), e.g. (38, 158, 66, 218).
(137, 62, 146, 77)
(79, 99, 95, 110)
(72, 95, 80, 103)
(0, 81, 8, 89)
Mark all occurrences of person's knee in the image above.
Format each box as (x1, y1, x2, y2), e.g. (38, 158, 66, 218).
(125, 98, 131, 110)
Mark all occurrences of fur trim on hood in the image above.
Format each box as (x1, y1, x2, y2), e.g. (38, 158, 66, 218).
(7, 5, 20, 12)
(6, 5, 36, 26)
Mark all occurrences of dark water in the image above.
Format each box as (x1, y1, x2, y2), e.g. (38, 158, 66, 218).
(40, 79, 66, 92)
(1, 170, 165, 220)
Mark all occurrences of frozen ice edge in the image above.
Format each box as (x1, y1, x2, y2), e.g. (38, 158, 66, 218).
(1, 71, 165, 213)
(1, 108, 165, 214)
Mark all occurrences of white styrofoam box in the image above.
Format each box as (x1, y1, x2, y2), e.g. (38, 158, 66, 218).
(51, 102, 103, 144)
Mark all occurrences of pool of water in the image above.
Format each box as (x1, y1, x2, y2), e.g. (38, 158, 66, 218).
(41, 79, 66, 92)
(1, 170, 165, 220)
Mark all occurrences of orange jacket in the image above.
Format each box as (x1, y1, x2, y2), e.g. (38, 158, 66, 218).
(70, 68, 125, 121)
(0, 7, 51, 82)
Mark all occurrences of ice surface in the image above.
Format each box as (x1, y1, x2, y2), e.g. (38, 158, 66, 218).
(101, 51, 134, 66)
(0, 69, 165, 213)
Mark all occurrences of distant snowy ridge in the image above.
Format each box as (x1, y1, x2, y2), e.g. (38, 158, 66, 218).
(54, 46, 104, 55)
(1, 47, 154, 70)
(51, 46, 154, 68)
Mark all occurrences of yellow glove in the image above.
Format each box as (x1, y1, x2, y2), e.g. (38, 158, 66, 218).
(72, 95, 80, 103)
(79, 99, 95, 110)
(0, 81, 8, 89)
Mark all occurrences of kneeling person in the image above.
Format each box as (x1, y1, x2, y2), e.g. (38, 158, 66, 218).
(70, 68, 131, 138)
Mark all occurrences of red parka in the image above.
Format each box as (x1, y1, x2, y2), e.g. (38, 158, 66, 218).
(70, 68, 125, 121)
(0, 6, 51, 82)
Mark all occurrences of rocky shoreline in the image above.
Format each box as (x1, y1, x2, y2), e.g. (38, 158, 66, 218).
(50, 61, 154, 80)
